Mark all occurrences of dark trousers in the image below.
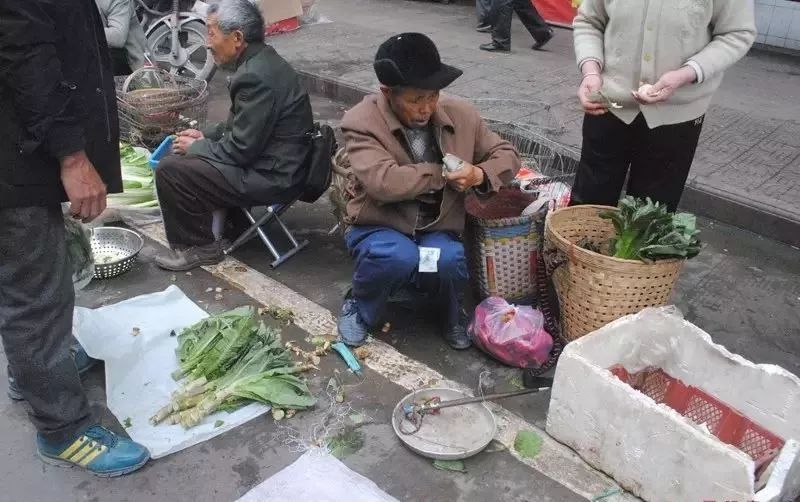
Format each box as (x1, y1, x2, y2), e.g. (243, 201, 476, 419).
(345, 226, 468, 328)
(155, 155, 251, 249)
(110, 47, 132, 76)
(491, 0, 550, 48)
(571, 113, 705, 212)
(477, 0, 493, 25)
(0, 206, 93, 443)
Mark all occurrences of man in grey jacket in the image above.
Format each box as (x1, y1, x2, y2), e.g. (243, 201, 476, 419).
(153, 0, 313, 271)
(96, 0, 148, 74)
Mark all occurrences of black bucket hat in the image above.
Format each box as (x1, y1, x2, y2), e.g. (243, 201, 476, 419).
(373, 33, 463, 90)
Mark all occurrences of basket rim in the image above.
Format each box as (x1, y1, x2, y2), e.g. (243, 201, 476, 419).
(91, 226, 145, 266)
(545, 205, 685, 267)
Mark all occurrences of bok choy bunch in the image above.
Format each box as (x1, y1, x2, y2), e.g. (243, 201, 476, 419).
(599, 196, 701, 261)
(107, 143, 159, 209)
(150, 307, 316, 429)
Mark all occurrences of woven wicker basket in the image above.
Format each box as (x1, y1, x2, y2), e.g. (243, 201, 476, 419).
(465, 189, 543, 305)
(543, 205, 685, 341)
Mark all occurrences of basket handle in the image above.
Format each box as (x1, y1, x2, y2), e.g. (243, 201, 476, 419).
(122, 67, 209, 95)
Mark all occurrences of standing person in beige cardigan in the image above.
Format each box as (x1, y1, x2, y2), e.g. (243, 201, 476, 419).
(571, 0, 756, 211)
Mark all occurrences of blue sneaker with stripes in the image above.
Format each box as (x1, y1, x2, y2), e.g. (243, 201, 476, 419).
(37, 425, 149, 477)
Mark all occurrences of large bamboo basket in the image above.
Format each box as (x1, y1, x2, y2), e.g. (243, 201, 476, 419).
(543, 205, 685, 341)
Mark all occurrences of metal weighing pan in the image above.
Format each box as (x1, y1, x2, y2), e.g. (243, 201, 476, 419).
(392, 388, 496, 460)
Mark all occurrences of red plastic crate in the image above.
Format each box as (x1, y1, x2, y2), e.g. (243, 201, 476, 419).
(609, 365, 784, 461)
(265, 17, 299, 36)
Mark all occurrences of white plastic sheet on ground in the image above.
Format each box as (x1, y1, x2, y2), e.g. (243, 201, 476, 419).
(72, 285, 270, 459)
(237, 450, 398, 502)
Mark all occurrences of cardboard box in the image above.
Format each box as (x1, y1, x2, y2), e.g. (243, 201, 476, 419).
(258, 0, 303, 25)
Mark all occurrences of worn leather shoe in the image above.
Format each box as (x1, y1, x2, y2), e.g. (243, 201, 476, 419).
(155, 242, 225, 271)
(532, 30, 554, 50)
(480, 42, 510, 53)
(476, 24, 492, 33)
(442, 306, 472, 350)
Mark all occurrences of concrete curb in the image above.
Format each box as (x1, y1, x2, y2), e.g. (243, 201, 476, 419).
(299, 70, 800, 248)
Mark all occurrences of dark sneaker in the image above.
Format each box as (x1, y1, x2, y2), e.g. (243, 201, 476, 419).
(442, 306, 472, 350)
(155, 241, 225, 271)
(476, 24, 492, 33)
(37, 425, 149, 477)
(532, 30, 554, 50)
(480, 42, 510, 53)
(337, 298, 370, 347)
(8, 345, 98, 401)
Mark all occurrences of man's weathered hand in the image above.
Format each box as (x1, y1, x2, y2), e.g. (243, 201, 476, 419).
(60, 150, 107, 222)
(178, 129, 204, 139)
(172, 130, 203, 155)
(445, 163, 485, 192)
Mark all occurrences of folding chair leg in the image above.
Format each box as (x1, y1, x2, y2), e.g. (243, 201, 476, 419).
(268, 239, 308, 268)
(268, 213, 308, 268)
(224, 206, 309, 268)
(224, 208, 277, 255)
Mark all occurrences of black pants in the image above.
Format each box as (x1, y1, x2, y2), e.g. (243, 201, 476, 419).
(155, 155, 251, 248)
(110, 47, 132, 76)
(0, 206, 93, 443)
(476, 0, 493, 25)
(491, 0, 550, 48)
(571, 113, 704, 212)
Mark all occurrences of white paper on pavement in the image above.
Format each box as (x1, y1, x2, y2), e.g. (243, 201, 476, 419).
(72, 285, 270, 459)
(237, 450, 399, 502)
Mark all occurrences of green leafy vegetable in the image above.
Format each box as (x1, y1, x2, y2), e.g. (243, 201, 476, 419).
(327, 429, 365, 459)
(150, 307, 316, 429)
(514, 430, 543, 459)
(108, 142, 159, 210)
(599, 196, 701, 261)
(432, 459, 467, 473)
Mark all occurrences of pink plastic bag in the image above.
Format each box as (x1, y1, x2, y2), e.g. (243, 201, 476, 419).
(468, 297, 553, 368)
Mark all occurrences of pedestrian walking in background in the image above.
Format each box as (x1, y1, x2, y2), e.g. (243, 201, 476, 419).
(480, 0, 553, 53)
(96, 0, 149, 75)
(571, 0, 756, 211)
(0, 0, 149, 476)
(475, 0, 493, 32)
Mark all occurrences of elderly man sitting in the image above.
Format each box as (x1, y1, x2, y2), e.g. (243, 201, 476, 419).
(154, 0, 313, 271)
(338, 33, 521, 349)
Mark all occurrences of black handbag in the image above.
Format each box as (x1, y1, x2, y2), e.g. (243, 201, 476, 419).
(299, 122, 337, 203)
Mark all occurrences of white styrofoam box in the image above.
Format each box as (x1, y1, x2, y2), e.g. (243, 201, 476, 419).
(546, 307, 800, 502)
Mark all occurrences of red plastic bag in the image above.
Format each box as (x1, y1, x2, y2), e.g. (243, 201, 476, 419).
(468, 297, 553, 368)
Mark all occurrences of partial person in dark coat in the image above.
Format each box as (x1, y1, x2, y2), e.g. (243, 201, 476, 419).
(0, 0, 149, 476)
(154, 0, 314, 271)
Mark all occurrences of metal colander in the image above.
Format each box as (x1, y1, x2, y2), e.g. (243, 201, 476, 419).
(90, 227, 145, 279)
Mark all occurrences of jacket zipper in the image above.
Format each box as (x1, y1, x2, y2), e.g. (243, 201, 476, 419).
(399, 128, 419, 238)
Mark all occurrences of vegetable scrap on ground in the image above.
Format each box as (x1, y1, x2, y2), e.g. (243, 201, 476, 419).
(150, 307, 317, 429)
(579, 196, 701, 261)
(108, 143, 159, 209)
